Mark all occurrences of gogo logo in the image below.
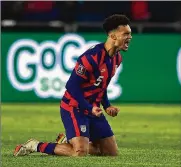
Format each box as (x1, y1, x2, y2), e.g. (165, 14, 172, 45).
(7, 34, 123, 100)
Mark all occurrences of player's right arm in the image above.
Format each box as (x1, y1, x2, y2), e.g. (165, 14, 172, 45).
(66, 55, 102, 117)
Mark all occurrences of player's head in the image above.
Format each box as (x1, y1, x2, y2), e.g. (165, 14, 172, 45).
(103, 14, 132, 51)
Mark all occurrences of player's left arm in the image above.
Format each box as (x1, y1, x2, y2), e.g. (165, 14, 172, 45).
(101, 90, 119, 117)
(101, 90, 111, 110)
(101, 53, 122, 117)
(105, 53, 122, 117)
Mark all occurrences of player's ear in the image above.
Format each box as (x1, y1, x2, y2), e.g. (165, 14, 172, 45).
(109, 31, 117, 41)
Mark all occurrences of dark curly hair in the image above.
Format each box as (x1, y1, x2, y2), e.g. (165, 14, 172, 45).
(103, 14, 130, 34)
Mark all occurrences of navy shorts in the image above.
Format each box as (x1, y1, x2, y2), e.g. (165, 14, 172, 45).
(60, 107, 114, 142)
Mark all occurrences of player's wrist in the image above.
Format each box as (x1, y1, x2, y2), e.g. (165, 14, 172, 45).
(104, 104, 111, 111)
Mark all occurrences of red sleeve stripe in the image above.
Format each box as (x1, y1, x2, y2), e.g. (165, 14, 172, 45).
(100, 49, 106, 65)
(95, 91, 104, 102)
(81, 78, 96, 88)
(91, 54, 98, 64)
(64, 91, 72, 99)
(84, 88, 102, 97)
(81, 56, 93, 72)
(63, 91, 79, 108)
(81, 82, 94, 88)
(76, 72, 87, 80)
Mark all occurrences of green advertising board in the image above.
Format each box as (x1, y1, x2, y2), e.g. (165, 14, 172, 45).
(1, 32, 181, 103)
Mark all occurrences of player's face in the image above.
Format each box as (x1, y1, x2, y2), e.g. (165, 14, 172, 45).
(115, 25, 132, 51)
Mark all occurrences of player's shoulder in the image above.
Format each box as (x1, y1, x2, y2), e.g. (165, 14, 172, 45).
(80, 43, 104, 59)
(76, 43, 103, 71)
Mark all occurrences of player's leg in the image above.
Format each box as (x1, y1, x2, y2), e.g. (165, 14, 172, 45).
(14, 106, 90, 157)
(14, 136, 89, 156)
(56, 133, 101, 155)
(93, 136, 118, 156)
(14, 138, 73, 156)
(90, 115, 119, 156)
(60, 105, 91, 156)
(54, 136, 89, 156)
(87, 141, 101, 155)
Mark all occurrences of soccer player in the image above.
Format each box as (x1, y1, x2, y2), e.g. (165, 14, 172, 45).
(14, 14, 132, 157)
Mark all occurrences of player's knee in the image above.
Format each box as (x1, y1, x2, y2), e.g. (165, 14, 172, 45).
(74, 148, 88, 156)
(70, 136, 89, 156)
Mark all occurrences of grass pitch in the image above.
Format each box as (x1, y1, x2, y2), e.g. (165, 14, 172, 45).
(1, 103, 181, 167)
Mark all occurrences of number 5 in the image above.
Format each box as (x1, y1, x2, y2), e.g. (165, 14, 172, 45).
(94, 76, 104, 86)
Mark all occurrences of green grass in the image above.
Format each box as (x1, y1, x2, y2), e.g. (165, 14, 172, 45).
(1, 103, 181, 167)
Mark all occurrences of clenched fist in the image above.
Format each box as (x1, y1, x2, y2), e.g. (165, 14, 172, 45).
(92, 107, 103, 117)
(105, 106, 119, 117)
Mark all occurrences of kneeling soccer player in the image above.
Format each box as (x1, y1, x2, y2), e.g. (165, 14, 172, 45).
(14, 14, 132, 157)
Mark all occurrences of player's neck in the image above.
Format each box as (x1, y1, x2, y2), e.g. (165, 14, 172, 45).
(104, 40, 119, 57)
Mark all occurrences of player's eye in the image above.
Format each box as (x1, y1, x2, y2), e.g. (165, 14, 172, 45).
(125, 32, 131, 35)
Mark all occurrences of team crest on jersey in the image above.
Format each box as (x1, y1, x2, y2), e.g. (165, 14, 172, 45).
(77, 64, 86, 75)
(80, 125, 86, 132)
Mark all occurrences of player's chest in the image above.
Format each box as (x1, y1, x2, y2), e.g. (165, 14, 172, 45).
(100, 56, 117, 77)
(92, 58, 117, 86)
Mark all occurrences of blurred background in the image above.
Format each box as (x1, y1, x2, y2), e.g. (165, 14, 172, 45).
(1, 0, 181, 103)
(1, 1, 181, 33)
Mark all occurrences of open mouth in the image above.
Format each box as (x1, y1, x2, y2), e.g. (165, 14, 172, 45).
(124, 40, 130, 48)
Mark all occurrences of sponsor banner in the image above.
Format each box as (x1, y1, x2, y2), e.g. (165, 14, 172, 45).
(1, 33, 181, 103)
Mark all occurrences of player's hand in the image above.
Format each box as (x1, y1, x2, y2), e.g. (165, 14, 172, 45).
(92, 107, 103, 117)
(105, 106, 119, 117)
